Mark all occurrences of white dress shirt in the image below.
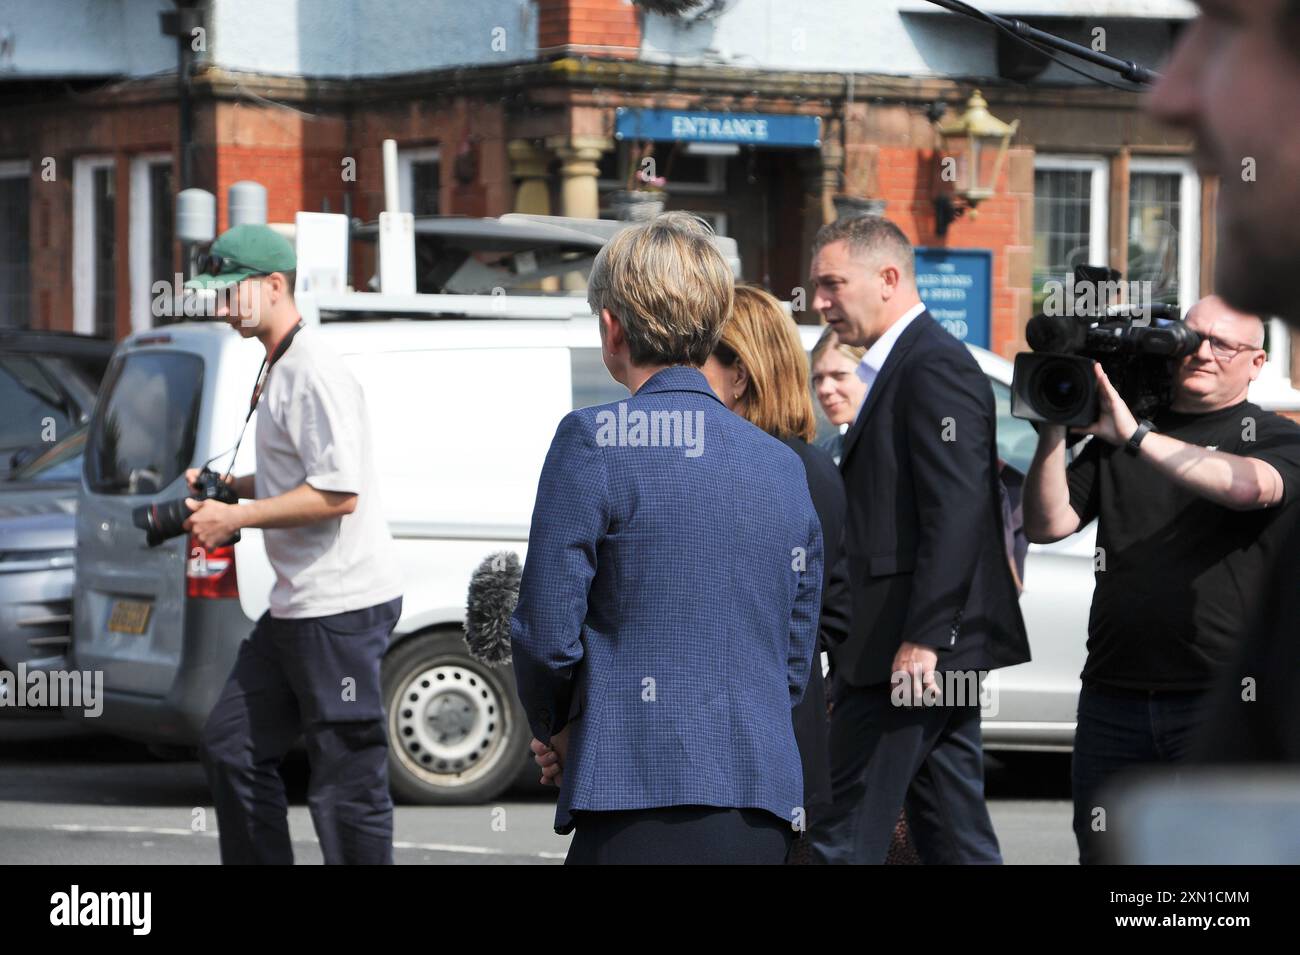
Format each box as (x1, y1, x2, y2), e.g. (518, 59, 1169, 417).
(852, 302, 927, 422)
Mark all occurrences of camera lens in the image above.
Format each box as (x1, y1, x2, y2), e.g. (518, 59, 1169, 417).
(131, 496, 192, 548)
(1032, 358, 1091, 420)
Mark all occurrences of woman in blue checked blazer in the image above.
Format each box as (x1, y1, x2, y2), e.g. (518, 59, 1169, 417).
(510, 214, 824, 865)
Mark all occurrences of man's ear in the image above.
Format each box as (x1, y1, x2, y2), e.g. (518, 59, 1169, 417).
(1249, 348, 1268, 379)
(879, 264, 901, 301)
(600, 308, 624, 351)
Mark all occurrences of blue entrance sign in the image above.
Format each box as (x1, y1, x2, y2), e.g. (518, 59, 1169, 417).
(614, 108, 822, 148)
(914, 247, 992, 348)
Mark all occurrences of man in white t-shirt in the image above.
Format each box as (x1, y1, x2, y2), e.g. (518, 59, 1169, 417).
(182, 224, 403, 865)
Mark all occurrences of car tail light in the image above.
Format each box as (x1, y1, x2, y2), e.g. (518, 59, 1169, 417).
(187, 534, 239, 599)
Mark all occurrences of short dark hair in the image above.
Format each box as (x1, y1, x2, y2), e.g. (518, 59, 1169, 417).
(275, 270, 296, 299)
(811, 215, 915, 279)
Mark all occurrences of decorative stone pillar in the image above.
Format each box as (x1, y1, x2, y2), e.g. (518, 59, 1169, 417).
(546, 135, 611, 289)
(508, 139, 557, 290)
(508, 139, 552, 216)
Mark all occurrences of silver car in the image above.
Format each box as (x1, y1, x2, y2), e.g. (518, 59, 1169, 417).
(0, 428, 84, 732)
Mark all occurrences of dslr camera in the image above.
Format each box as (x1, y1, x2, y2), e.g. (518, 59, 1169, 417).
(132, 466, 241, 548)
(1010, 265, 1202, 426)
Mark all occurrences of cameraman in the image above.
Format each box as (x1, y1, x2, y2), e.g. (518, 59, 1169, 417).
(1023, 295, 1300, 864)
(181, 224, 404, 865)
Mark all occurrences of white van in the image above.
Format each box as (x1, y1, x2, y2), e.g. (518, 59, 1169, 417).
(68, 210, 1126, 802)
(70, 289, 647, 803)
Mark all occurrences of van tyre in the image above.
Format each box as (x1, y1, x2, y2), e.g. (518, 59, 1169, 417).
(382, 630, 530, 805)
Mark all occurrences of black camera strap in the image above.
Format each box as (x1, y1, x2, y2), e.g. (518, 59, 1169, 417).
(203, 320, 305, 477)
(248, 319, 305, 415)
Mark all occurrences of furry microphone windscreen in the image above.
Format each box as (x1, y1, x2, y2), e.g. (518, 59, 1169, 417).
(633, 0, 710, 15)
(464, 551, 522, 666)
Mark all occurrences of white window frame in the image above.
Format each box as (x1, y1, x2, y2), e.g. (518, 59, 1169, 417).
(398, 147, 441, 217)
(1249, 317, 1300, 410)
(693, 211, 728, 236)
(129, 153, 172, 333)
(599, 145, 726, 196)
(1033, 153, 1110, 274)
(73, 155, 116, 336)
(1128, 155, 1200, 319)
(652, 152, 724, 196)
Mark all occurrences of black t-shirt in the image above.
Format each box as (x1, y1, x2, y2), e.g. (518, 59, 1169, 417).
(1067, 400, 1300, 691)
(1194, 518, 1300, 761)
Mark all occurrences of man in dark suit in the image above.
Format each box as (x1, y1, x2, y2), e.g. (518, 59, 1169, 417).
(806, 215, 1030, 864)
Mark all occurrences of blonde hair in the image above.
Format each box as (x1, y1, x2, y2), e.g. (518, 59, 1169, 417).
(587, 211, 734, 366)
(715, 284, 817, 443)
(810, 324, 866, 367)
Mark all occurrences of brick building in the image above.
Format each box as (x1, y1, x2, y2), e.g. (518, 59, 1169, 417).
(0, 0, 1297, 400)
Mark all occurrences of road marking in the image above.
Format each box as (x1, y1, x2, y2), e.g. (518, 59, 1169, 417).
(394, 839, 567, 860)
(45, 824, 567, 860)
(50, 825, 210, 837)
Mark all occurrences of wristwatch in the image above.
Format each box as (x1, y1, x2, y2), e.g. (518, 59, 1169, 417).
(1124, 419, 1156, 457)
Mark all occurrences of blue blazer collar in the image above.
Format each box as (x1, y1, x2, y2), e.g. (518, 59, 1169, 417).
(634, 365, 723, 404)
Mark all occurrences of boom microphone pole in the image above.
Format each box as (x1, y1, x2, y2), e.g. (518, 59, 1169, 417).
(922, 0, 1160, 86)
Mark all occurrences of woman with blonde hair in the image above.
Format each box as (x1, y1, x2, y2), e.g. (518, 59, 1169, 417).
(810, 326, 868, 464)
(513, 216, 824, 865)
(701, 283, 852, 853)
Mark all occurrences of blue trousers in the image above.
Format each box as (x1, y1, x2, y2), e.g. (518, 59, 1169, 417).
(1071, 682, 1211, 865)
(200, 597, 402, 865)
(566, 806, 793, 865)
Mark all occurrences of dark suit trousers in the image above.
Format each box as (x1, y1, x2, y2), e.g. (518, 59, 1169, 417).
(200, 598, 401, 865)
(810, 679, 1002, 864)
(565, 806, 793, 865)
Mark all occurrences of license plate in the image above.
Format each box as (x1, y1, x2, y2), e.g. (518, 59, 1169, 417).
(107, 599, 152, 635)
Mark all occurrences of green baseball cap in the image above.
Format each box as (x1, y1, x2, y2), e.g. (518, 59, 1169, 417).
(184, 223, 297, 291)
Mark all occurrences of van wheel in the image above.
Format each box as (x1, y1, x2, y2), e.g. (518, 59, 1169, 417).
(382, 630, 529, 805)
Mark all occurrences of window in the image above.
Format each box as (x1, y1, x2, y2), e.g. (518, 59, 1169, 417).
(1249, 318, 1300, 408)
(0, 355, 76, 458)
(1033, 155, 1108, 313)
(1127, 157, 1199, 318)
(10, 425, 87, 484)
(73, 157, 117, 338)
(0, 160, 30, 330)
(398, 147, 441, 217)
(130, 155, 174, 331)
(399, 147, 442, 292)
(693, 211, 728, 237)
(600, 141, 726, 195)
(86, 351, 204, 495)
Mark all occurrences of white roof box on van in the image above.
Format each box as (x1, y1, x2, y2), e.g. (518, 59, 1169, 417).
(296, 290, 596, 325)
(349, 213, 741, 295)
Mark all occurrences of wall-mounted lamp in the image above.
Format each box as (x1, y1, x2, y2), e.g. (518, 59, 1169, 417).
(931, 90, 1019, 238)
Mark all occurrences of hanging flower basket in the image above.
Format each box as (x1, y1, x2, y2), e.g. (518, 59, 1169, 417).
(610, 189, 666, 221)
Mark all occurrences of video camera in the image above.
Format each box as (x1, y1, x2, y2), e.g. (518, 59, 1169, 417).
(1010, 265, 1202, 426)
